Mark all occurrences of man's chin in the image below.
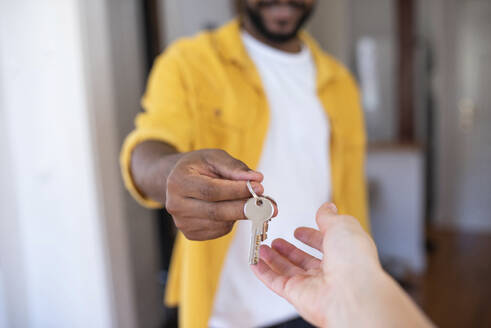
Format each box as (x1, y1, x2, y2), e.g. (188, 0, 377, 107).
(265, 33, 297, 43)
(267, 26, 298, 37)
(245, 5, 312, 44)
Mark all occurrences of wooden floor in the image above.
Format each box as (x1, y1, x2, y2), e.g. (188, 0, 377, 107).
(406, 227, 491, 328)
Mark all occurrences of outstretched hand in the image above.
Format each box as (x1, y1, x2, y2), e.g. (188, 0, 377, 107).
(252, 202, 433, 328)
(165, 149, 278, 240)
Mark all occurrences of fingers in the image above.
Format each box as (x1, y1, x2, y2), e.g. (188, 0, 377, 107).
(173, 217, 234, 241)
(197, 196, 278, 222)
(167, 189, 278, 228)
(167, 192, 248, 221)
(264, 195, 279, 218)
(315, 202, 338, 233)
(168, 149, 266, 202)
(251, 245, 305, 298)
(190, 198, 249, 221)
(259, 245, 304, 277)
(176, 174, 264, 202)
(271, 239, 321, 270)
(206, 149, 264, 182)
(294, 227, 324, 252)
(251, 259, 288, 299)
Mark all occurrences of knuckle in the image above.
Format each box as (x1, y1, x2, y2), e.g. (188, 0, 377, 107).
(207, 222, 233, 240)
(222, 222, 234, 234)
(166, 172, 179, 192)
(185, 230, 207, 241)
(235, 203, 246, 219)
(202, 148, 224, 159)
(183, 231, 199, 241)
(165, 201, 175, 215)
(173, 217, 186, 231)
(165, 197, 180, 216)
(208, 230, 226, 240)
(200, 184, 217, 200)
(212, 148, 227, 156)
(233, 159, 248, 170)
(212, 148, 233, 162)
(207, 205, 219, 221)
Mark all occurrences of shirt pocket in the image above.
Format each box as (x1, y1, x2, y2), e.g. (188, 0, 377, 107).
(196, 100, 245, 150)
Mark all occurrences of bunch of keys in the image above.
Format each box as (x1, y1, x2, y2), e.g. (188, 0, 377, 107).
(244, 180, 275, 265)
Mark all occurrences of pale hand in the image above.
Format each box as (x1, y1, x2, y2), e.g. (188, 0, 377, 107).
(252, 203, 433, 328)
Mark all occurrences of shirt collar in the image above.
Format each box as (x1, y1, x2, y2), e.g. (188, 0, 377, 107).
(213, 19, 336, 90)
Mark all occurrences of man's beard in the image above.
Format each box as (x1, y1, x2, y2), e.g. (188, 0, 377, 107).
(244, 1, 313, 43)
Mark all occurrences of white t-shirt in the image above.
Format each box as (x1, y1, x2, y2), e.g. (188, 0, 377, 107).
(209, 31, 331, 328)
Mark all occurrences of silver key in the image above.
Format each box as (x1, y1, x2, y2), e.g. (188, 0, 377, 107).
(245, 181, 274, 265)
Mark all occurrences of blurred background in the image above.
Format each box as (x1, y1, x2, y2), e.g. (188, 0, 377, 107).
(0, 0, 490, 327)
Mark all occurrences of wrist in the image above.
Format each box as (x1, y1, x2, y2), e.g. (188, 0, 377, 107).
(342, 269, 431, 328)
(322, 265, 387, 327)
(159, 151, 185, 178)
(142, 152, 184, 204)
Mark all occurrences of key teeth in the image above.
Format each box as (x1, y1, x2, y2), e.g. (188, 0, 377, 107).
(244, 194, 274, 266)
(249, 254, 259, 265)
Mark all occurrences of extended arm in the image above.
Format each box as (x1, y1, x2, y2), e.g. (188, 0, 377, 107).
(129, 140, 277, 240)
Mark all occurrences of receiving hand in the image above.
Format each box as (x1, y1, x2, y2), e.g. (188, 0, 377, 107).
(252, 202, 433, 328)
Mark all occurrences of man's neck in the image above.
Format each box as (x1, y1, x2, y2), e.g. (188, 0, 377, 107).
(241, 16, 302, 53)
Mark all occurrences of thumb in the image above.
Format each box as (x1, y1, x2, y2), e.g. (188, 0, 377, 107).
(207, 149, 264, 182)
(315, 202, 338, 232)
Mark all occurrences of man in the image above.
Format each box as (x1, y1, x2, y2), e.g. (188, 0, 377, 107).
(120, 0, 368, 327)
(252, 202, 434, 328)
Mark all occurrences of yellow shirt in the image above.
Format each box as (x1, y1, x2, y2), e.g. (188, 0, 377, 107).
(120, 19, 369, 328)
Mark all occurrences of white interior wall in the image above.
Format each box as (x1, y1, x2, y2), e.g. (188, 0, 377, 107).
(0, 0, 162, 327)
(0, 78, 28, 328)
(366, 148, 426, 274)
(0, 1, 113, 326)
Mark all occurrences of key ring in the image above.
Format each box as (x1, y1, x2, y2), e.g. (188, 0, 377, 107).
(246, 181, 276, 208)
(246, 180, 259, 200)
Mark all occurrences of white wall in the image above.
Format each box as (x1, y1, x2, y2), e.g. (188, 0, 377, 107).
(0, 0, 162, 327)
(0, 1, 113, 326)
(0, 77, 28, 328)
(366, 147, 426, 274)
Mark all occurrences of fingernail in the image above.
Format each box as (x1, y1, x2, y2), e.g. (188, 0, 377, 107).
(327, 203, 338, 213)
